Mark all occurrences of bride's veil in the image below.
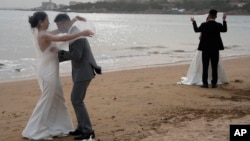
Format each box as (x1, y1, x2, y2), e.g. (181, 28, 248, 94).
(194, 12, 224, 25)
(30, 28, 43, 89)
(31, 28, 42, 59)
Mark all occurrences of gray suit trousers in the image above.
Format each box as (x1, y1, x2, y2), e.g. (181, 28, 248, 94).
(71, 80, 92, 133)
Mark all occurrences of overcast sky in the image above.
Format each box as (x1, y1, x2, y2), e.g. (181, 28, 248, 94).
(0, 0, 99, 9)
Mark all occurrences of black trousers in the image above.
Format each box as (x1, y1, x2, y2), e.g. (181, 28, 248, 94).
(202, 51, 219, 85)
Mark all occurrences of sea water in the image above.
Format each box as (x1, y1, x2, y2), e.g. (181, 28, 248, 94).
(0, 10, 249, 82)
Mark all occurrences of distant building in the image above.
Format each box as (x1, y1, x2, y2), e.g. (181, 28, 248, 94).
(229, 2, 246, 8)
(42, 0, 57, 10)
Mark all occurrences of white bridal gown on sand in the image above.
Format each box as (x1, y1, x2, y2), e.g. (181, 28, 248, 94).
(22, 30, 73, 140)
(179, 51, 228, 85)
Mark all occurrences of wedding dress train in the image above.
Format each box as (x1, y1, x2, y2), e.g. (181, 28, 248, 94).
(22, 42, 73, 140)
(179, 51, 228, 85)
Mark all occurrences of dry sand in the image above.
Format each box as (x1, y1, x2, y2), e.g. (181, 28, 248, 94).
(0, 56, 250, 141)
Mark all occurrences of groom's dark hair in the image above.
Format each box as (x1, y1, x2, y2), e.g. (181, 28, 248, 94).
(54, 13, 71, 23)
(209, 9, 217, 18)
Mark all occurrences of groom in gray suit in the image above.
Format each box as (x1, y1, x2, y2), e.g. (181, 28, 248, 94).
(54, 13, 101, 140)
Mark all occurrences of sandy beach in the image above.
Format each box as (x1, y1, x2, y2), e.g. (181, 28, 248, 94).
(0, 56, 250, 141)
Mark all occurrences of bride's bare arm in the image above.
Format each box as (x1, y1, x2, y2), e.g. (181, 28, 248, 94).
(43, 30, 94, 42)
(48, 16, 86, 35)
(70, 16, 87, 24)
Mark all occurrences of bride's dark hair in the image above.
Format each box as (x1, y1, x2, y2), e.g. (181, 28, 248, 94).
(29, 11, 48, 28)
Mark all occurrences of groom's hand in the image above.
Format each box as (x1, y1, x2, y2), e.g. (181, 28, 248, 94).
(94, 66, 102, 74)
(223, 14, 227, 21)
(191, 17, 195, 22)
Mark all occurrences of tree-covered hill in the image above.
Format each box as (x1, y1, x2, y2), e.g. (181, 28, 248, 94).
(58, 0, 250, 15)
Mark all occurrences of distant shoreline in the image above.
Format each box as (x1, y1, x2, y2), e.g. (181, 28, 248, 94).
(1, 55, 249, 84)
(0, 8, 249, 15)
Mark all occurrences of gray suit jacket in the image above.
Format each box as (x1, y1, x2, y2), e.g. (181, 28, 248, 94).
(58, 27, 101, 83)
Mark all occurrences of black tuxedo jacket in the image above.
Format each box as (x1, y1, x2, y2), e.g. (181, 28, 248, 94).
(192, 20, 227, 52)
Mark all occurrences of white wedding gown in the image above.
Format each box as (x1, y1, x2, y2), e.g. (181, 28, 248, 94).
(179, 51, 228, 85)
(22, 39, 74, 140)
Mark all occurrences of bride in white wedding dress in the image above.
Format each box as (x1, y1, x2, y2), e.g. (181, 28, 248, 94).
(22, 11, 94, 140)
(179, 50, 228, 85)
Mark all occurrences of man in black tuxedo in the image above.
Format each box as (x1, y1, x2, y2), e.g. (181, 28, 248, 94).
(191, 9, 227, 88)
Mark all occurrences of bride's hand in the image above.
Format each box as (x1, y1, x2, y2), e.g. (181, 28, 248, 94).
(75, 16, 86, 22)
(71, 16, 86, 25)
(81, 30, 94, 37)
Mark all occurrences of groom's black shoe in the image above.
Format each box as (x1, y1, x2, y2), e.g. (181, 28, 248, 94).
(74, 131, 95, 140)
(69, 129, 82, 136)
